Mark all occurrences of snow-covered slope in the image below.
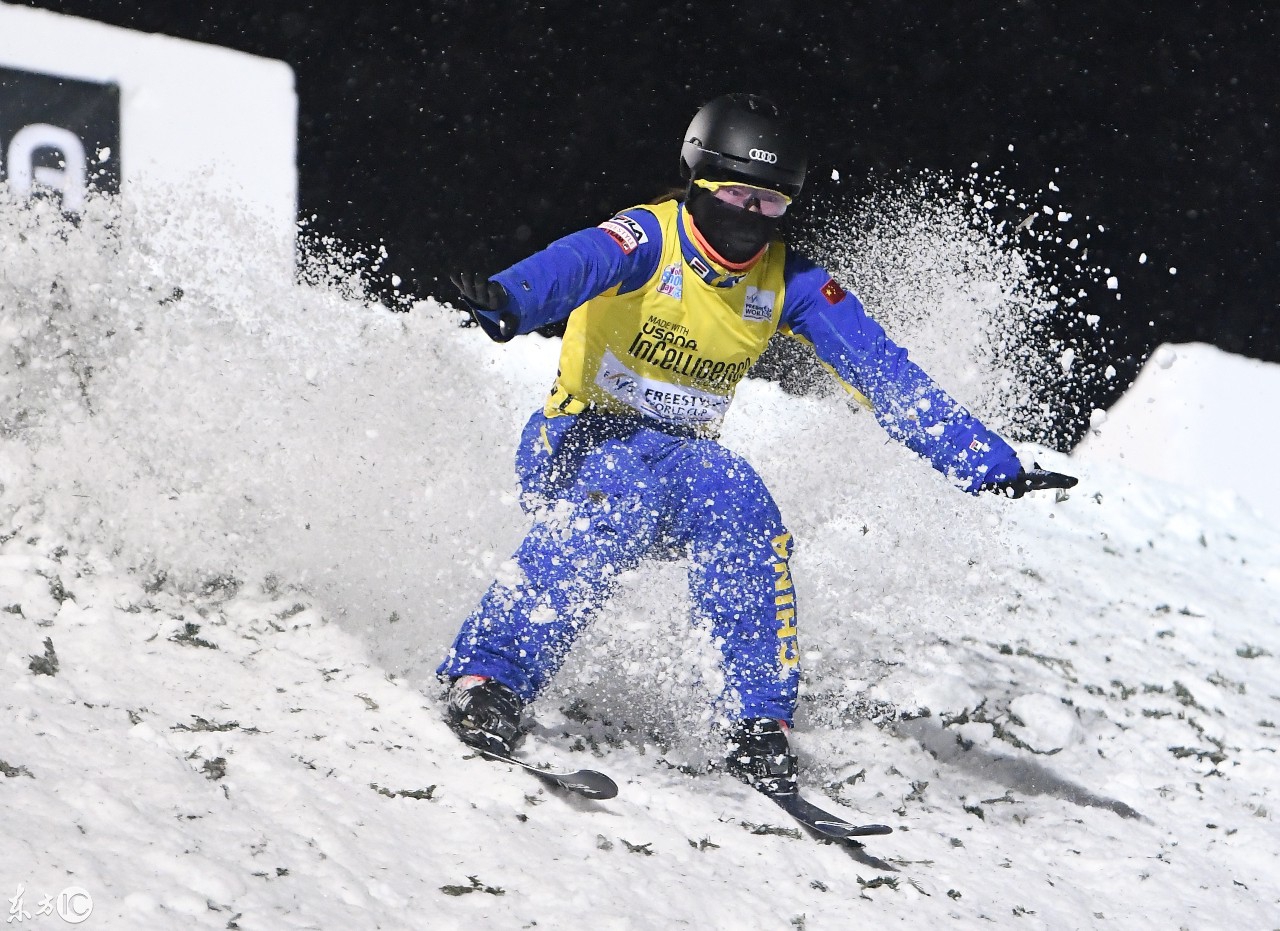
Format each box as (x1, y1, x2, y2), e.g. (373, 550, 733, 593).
(3, 190, 1278, 930)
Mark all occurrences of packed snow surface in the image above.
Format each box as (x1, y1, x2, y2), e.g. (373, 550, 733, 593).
(2, 189, 1278, 930)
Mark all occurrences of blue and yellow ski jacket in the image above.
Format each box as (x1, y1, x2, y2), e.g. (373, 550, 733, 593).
(470, 199, 1021, 493)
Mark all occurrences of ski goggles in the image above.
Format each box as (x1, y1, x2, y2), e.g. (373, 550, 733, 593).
(694, 179, 792, 217)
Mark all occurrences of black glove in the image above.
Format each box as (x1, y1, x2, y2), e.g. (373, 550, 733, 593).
(982, 462, 1079, 499)
(450, 271, 507, 311)
(449, 271, 518, 342)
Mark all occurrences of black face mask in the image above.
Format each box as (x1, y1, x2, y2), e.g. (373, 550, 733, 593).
(686, 185, 780, 265)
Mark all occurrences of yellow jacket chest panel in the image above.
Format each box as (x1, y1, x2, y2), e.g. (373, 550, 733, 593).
(548, 201, 787, 428)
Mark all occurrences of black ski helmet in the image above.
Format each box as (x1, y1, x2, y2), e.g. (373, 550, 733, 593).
(679, 94, 807, 198)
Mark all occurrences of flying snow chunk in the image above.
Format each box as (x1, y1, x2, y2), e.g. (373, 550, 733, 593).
(1155, 346, 1177, 369)
(1139, 253, 1148, 264)
(1057, 211, 1072, 222)
(1107, 276, 1119, 290)
(1059, 347, 1076, 374)
(830, 169, 840, 181)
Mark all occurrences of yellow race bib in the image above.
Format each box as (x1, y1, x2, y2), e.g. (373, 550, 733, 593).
(546, 200, 788, 433)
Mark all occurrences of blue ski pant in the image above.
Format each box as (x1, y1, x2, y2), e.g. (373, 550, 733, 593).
(437, 410, 801, 724)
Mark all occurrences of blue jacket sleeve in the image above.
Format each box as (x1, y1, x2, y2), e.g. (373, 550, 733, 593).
(475, 208, 663, 336)
(779, 250, 1022, 493)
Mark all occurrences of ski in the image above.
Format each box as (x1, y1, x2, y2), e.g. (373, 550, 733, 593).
(767, 791, 893, 841)
(479, 749, 618, 800)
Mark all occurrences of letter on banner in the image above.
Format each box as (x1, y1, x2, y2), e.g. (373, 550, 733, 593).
(7, 123, 88, 211)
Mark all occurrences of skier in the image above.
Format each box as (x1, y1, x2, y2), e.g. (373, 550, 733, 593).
(437, 94, 1076, 796)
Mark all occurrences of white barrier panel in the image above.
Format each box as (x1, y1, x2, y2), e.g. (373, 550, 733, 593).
(1074, 342, 1280, 525)
(0, 2, 297, 268)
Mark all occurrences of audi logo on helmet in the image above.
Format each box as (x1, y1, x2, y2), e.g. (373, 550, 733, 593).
(748, 148, 778, 163)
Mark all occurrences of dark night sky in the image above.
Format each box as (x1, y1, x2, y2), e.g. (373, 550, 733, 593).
(24, 1, 1279, 423)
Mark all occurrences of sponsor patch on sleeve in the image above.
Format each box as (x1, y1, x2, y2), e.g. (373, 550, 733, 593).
(819, 277, 847, 305)
(597, 214, 648, 255)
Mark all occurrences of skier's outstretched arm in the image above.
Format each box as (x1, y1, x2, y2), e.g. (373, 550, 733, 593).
(779, 251, 1076, 496)
(449, 209, 663, 342)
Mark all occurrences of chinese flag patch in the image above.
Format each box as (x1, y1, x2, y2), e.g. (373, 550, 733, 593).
(820, 277, 847, 305)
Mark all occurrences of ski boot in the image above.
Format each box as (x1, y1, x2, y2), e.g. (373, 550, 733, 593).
(445, 675, 525, 755)
(724, 717, 799, 797)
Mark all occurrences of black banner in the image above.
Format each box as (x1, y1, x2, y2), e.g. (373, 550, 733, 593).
(0, 65, 120, 211)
